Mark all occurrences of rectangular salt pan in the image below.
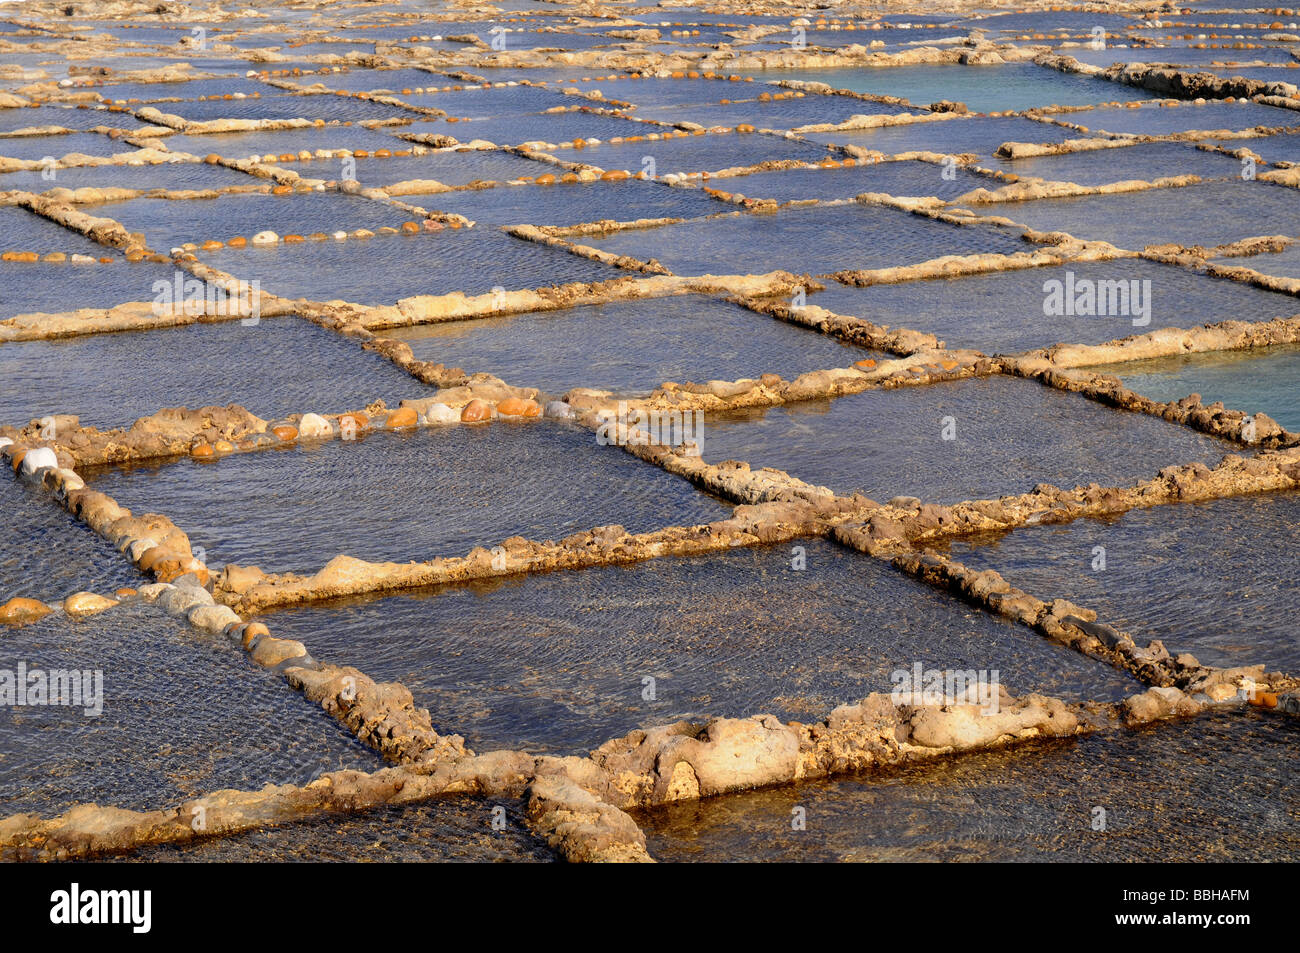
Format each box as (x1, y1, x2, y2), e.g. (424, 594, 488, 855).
(760, 63, 1155, 113)
(988, 180, 1299, 250)
(1089, 345, 1300, 432)
(697, 374, 1234, 503)
(0, 604, 378, 816)
(945, 493, 1300, 673)
(637, 711, 1298, 862)
(0, 479, 141, 600)
(260, 540, 1140, 755)
(83, 423, 732, 575)
(584, 202, 1029, 276)
(0, 316, 426, 432)
(92, 190, 408, 250)
(386, 294, 877, 396)
(195, 228, 622, 303)
(806, 257, 1298, 354)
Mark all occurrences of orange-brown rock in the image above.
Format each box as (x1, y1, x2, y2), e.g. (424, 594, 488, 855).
(0, 597, 52, 627)
(241, 621, 271, 649)
(496, 397, 541, 418)
(386, 406, 418, 429)
(461, 399, 492, 422)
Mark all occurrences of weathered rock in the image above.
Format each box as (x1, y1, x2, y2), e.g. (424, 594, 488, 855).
(907, 695, 1078, 748)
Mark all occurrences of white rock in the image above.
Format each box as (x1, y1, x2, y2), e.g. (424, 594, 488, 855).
(19, 446, 57, 477)
(252, 230, 279, 245)
(297, 412, 332, 438)
(187, 604, 241, 635)
(0, 437, 12, 451)
(126, 539, 157, 563)
(52, 467, 84, 495)
(137, 583, 175, 603)
(332, 230, 348, 241)
(422, 402, 458, 425)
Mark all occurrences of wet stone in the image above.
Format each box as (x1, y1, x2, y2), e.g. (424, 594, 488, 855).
(84, 423, 731, 574)
(387, 294, 878, 395)
(262, 540, 1139, 755)
(698, 374, 1233, 503)
(0, 603, 378, 816)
